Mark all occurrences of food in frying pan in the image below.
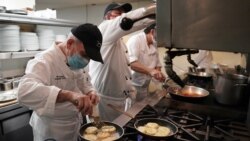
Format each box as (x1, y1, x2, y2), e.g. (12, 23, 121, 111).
(181, 91, 201, 97)
(85, 126, 98, 134)
(97, 131, 111, 139)
(83, 125, 118, 141)
(155, 126, 171, 136)
(144, 127, 157, 135)
(137, 122, 171, 137)
(83, 134, 97, 141)
(101, 125, 116, 132)
(138, 126, 146, 133)
(145, 122, 159, 129)
(101, 136, 117, 141)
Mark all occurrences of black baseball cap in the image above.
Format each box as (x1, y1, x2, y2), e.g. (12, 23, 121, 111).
(104, 2, 132, 16)
(71, 23, 103, 63)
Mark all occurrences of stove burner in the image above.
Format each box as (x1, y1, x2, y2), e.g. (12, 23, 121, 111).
(121, 105, 250, 141)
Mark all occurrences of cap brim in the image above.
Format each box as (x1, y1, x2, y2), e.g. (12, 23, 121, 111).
(113, 3, 132, 13)
(85, 45, 104, 64)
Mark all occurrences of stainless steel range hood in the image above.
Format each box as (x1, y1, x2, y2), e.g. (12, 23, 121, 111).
(157, 0, 250, 53)
(157, 0, 250, 129)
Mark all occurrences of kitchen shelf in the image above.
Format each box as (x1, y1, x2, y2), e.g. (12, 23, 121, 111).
(0, 13, 80, 27)
(0, 51, 42, 59)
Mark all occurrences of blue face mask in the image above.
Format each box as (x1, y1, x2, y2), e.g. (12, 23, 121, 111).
(67, 54, 90, 70)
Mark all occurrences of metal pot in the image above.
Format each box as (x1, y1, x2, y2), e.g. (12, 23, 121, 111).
(214, 73, 248, 105)
(187, 67, 213, 85)
(0, 6, 6, 13)
(0, 79, 13, 91)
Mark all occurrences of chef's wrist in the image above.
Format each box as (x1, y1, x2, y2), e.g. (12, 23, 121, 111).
(57, 89, 73, 103)
(148, 69, 155, 76)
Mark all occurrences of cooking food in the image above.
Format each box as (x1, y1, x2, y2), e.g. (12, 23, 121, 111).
(137, 122, 171, 137)
(85, 126, 98, 134)
(83, 134, 97, 141)
(101, 136, 117, 141)
(180, 91, 201, 97)
(145, 122, 159, 129)
(155, 126, 171, 136)
(83, 125, 118, 141)
(144, 127, 157, 135)
(97, 132, 111, 139)
(138, 126, 146, 133)
(101, 125, 116, 132)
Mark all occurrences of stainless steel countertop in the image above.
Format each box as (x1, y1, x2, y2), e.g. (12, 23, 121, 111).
(113, 89, 165, 127)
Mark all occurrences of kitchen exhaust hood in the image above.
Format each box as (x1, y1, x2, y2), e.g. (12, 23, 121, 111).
(157, 0, 250, 53)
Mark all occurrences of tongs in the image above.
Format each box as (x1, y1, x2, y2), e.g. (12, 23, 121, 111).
(89, 105, 103, 128)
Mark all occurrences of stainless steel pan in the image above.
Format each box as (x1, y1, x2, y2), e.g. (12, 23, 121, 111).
(167, 85, 209, 102)
(187, 72, 213, 79)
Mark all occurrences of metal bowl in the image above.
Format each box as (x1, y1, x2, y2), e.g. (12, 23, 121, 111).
(0, 79, 13, 91)
(0, 6, 6, 13)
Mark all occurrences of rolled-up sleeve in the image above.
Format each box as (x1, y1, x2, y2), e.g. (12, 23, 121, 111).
(156, 51, 162, 67)
(99, 8, 154, 43)
(127, 36, 140, 63)
(17, 59, 61, 116)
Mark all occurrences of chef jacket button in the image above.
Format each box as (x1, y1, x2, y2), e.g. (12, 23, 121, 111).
(125, 50, 128, 53)
(123, 90, 127, 95)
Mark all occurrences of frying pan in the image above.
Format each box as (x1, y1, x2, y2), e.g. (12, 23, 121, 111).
(79, 121, 124, 141)
(167, 85, 209, 102)
(107, 104, 178, 139)
(187, 72, 213, 79)
(134, 118, 178, 140)
(187, 66, 213, 81)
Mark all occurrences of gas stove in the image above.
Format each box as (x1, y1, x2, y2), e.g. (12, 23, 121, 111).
(120, 103, 250, 141)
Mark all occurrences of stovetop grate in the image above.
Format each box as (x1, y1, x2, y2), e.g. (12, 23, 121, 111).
(120, 105, 250, 141)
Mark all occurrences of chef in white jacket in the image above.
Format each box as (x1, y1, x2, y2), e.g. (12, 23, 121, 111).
(193, 50, 213, 68)
(17, 23, 103, 141)
(126, 23, 165, 101)
(88, 2, 155, 121)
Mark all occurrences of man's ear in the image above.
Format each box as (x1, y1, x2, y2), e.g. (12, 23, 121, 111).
(66, 38, 74, 49)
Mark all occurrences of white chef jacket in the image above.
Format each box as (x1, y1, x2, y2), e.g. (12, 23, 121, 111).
(127, 32, 162, 87)
(17, 44, 95, 141)
(193, 50, 213, 68)
(88, 8, 154, 121)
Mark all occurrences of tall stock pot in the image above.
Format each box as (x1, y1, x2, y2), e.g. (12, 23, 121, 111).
(214, 73, 249, 105)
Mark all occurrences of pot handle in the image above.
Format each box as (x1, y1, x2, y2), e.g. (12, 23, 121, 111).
(162, 78, 171, 89)
(234, 83, 248, 87)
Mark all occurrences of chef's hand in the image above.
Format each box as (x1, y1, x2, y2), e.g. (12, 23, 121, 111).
(149, 69, 166, 82)
(72, 94, 93, 115)
(87, 91, 100, 105)
(57, 90, 93, 115)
